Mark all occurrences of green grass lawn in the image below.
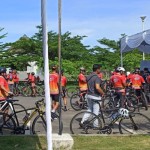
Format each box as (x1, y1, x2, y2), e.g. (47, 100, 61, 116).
(0, 135, 150, 150)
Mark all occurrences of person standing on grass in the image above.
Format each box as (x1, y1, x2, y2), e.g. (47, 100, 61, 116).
(81, 64, 105, 127)
(61, 69, 68, 111)
(49, 65, 59, 119)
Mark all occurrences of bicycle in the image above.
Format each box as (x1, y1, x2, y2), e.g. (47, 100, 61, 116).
(70, 92, 87, 111)
(0, 98, 63, 135)
(0, 97, 27, 126)
(70, 99, 150, 134)
(66, 86, 80, 98)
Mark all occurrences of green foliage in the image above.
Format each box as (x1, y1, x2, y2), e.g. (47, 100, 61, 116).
(0, 25, 147, 79)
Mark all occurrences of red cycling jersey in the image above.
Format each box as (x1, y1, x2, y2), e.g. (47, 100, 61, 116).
(61, 76, 67, 87)
(110, 73, 126, 89)
(49, 73, 59, 94)
(0, 76, 10, 100)
(130, 74, 145, 89)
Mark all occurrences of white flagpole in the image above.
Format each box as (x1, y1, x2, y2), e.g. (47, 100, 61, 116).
(41, 0, 52, 150)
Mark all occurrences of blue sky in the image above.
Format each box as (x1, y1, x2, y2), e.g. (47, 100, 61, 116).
(1, 0, 150, 47)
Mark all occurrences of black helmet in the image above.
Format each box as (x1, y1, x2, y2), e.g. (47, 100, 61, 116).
(31, 72, 35, 75)
(134, 68, 140, 73)
(0, 67, 6, 73)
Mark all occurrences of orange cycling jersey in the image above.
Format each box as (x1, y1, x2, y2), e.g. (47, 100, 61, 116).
(49, 73, 59, 94)
(78, 73, 87, 91)
(110, 73, 126, 89)
(0, 76, 10, 100)
(130, 74, 145, 89)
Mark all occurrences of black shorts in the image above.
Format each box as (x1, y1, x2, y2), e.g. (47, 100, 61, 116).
(62, 86, 66, 97)
(50, 94, 59, 102)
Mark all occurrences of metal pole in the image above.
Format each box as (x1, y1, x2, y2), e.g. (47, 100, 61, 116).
(140, 16, 146, 60)
(41, 0, 52, 150)
(58, 0, 63, 135)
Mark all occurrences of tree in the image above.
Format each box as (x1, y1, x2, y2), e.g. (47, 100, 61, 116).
(0, 27, 7, 51)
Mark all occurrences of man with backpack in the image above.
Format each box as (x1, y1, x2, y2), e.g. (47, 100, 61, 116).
(81, 64, 104, 127)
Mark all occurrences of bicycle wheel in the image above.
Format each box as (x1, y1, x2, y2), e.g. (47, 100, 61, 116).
(102, 97, 115, 119)
(67, 86, 79, 98)
(22, 86, 32, 97)
(70, 111, 102, 134)
(140, 92, 148, 110)
(0, 113, 16, 135)
(32, 113, 46, 135)
(36, 86, 44, 96)
(119, 113, 150, 134)
(70, 94, 85, 111)
(12, 104, 27, 126)
(125, 95, 137, 113)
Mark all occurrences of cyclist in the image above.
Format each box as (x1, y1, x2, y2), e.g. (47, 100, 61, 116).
(0, 67, 11, 100)
(49, 65, 59, 119)
(78, 67, 87, 96)
(30, 72, 37, 97)
(61, 69, 68, 111)
(110, 67, 126, 107)
(7, 69, 14, 92)
(129, 68, 145, 98)
(141, 68, 150, 83)
(13, 70, 19, 96)
(81, 64, 104, 127)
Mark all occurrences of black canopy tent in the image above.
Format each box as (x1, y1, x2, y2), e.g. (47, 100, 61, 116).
(120, 29, 150, 66)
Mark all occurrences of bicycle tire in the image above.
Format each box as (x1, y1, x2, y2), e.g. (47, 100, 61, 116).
(36, 86, 44, 96)
(0, 113, 16, 135)
(32, 112, 46, 135)
(102, 98, 115, 119)
(70, 93, 85, 111)
(140, 91, 148, 110)
(70, 111, 102, 134)
(125, 95, 137, 113)
(67, 86, 79, 98)
(22, 86, 32, 97)
(119, 113, 150, 134)
(12, 104, 27, 126)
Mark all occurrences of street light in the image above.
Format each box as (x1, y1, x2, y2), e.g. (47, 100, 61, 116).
(140, 16, 146, 60)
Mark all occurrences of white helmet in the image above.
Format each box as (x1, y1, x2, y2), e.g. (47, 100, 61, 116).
(118, 108, 129, 119)
(116, 67, 125, 72)
(80, 67, 85, 71)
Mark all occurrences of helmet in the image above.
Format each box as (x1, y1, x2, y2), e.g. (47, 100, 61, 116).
(118, 108, 129, 119)
(116, 67, 125, 72)
(31, 72, 35, 75)
(80, 67, 85, 71)
(0, 67, 6, 73)
(134, 68, 140, 73)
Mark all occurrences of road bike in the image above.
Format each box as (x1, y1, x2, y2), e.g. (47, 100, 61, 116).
(0, 98, 63, 135)
(70, 99, 150, 135)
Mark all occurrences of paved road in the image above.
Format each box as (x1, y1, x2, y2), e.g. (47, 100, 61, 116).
(14, 96, 150, 135)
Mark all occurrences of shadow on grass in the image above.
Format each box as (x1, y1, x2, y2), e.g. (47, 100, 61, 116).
(0, 135, 47, 150)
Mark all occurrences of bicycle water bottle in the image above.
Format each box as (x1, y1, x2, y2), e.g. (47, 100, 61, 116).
(23, 113, 30, 122)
